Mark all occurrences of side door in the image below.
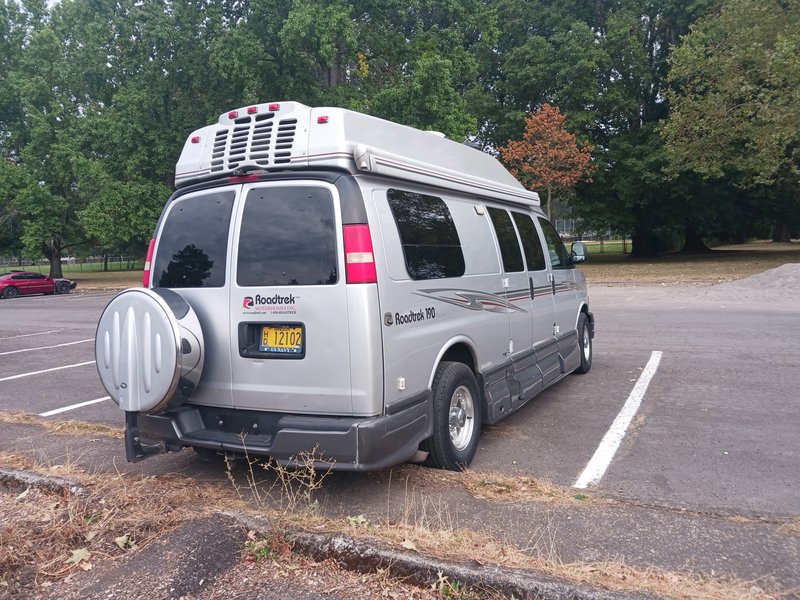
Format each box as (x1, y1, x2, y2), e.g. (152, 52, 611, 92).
(486, 207, 534, 411)
(27, 273, 51, 294)
(511, 212, 561, 388)
(537, 217, 581, 374)
(11, 274, 31, 295)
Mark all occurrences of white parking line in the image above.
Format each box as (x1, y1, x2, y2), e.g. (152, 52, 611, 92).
(574, 350, 663, 489)
(0, 330, 61, 340)
(0, 338, 94, 356)
(39, 396, 110, 417)
(0, 361, 96, 382)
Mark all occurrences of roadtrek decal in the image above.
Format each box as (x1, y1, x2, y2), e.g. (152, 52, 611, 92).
(242, 293, 298, 315)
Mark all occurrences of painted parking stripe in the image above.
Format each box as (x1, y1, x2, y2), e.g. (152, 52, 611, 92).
(0, 338, 94, 357)
(0, 330, 61, 340)
(0, 360, 96, 382)
(39, 396, 110, 417)
(574, 350, 663, 489)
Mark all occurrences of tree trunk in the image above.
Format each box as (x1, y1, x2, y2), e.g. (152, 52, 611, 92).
(772, 220, 791, 243)
(680, 226, 712, 253)
(629, 209, 659, 258)
(103, 252, 109, 272)
(546, 187, 552, 220)
(42, 243, 63, 279)
(629, 230, 660, 258)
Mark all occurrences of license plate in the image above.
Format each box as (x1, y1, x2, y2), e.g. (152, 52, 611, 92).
(260, 325, 303, 354)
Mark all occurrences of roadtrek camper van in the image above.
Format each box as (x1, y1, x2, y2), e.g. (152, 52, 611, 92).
(95, 101, 594, 471)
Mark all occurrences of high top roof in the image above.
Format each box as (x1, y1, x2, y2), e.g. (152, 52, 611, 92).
(175, 101, 540, 207)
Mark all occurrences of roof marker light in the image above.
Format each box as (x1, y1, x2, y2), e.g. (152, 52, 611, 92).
(268, 103, 280, 111)
(228, 110, 238, 119)
(317, 116, 329, 124)
(247, 106, 258, 114)
(191, 136, 201, 144)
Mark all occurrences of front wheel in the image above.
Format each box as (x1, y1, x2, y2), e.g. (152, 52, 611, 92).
(574, 313, 592, 374)
(55, 280, 71, 294)
(421, 361, 482, 471)
(2, 286, 19, 299)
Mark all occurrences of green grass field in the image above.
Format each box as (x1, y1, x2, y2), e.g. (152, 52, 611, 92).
(8, 240, 798, 290)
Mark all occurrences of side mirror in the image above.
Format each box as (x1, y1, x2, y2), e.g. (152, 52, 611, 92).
(571, 241, 588, 264)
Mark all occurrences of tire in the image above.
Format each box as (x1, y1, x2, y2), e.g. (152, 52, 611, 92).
(56, 280, 71, 294)
(574, 312, 592, 374)
(2, 286, 18, 299)
(421, 361, 482, 471)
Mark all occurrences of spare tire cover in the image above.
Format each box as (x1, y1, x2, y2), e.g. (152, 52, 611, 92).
(95, 288, 204, 414)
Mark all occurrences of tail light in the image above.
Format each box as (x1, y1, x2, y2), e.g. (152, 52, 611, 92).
(142, 237, 155, 287)
(343, 224, 377, 284)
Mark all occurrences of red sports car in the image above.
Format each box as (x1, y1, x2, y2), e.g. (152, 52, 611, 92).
(0, 271, 77, 299)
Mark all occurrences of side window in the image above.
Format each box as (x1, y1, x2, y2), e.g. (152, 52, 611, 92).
(387, 189, 465, 280)
(538, 218, 570, 269)
(237, 186, 338, 286)
(488, 207, 524, 273)
(512, 212, 546, 272)
(154, 190, 235, 288)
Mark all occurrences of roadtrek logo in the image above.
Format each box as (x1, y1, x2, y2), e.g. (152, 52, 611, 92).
(242, 293, 298, 314)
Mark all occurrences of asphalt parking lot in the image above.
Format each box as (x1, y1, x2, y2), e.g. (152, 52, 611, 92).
(1, 273, 799, 591)
(1, 273, 798, 518)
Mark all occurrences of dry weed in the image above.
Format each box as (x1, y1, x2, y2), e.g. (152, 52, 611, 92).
(0, 410, 122, 438)
(460, 470, 597, 505)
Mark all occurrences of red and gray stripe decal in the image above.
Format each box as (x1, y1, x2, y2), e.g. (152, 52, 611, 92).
(415, 282, 578, 314)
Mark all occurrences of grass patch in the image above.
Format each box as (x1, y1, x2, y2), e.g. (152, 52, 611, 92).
(0, 411, 122, 438)
(459, 470, 593, 505)
(579, 240, 800, 284)
(0, 450, 780, 600)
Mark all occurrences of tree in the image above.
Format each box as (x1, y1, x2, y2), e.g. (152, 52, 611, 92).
(663, 0, 800, 242)
(498, 104, 594, 219)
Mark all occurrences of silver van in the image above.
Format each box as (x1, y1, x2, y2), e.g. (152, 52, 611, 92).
(95, 101, 594, 471)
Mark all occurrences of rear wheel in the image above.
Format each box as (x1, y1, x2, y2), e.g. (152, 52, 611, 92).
(2, 286, 18, 299)
(574, 313, 592, 374)
(422, 361, 482, 471)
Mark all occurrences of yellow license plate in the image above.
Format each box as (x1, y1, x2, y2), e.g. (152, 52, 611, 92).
(260, 325, 303, 354)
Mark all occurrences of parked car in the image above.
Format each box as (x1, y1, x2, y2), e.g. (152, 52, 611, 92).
(0, 271, 77, 298)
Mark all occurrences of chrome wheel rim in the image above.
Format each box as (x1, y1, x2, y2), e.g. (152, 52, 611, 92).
(449, 385, 475, 452)
(582, 326, 591, 361)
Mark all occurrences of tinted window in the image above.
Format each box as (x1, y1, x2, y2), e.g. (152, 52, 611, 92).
(27, 273, 47, 280)
(538, 218, 571, 269)
(388, 189, 465, 280)
(512, 212, 546, 271)
(488, 208, 524, 272)
(237, 186, 338, 286)
(154, 191, 235, 288)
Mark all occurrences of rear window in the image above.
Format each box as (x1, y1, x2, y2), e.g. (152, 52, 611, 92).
(237, 186, 338, 286)
(153, 190, 235, 288)
(387, 189, 465, 280)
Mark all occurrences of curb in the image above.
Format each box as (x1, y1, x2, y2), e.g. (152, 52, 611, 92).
(288, 531, 656, 600)
(0, 467, 87, 497)
(1, 470, 655, 599)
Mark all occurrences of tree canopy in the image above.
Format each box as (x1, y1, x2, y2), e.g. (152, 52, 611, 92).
(0, 0, 796, 269)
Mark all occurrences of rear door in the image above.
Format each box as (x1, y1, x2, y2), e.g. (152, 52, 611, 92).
(151, 187, 238, 408)
(229, 182, 353, 415)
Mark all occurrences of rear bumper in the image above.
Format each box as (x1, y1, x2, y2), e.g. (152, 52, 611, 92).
(135, 392, 432, 471)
